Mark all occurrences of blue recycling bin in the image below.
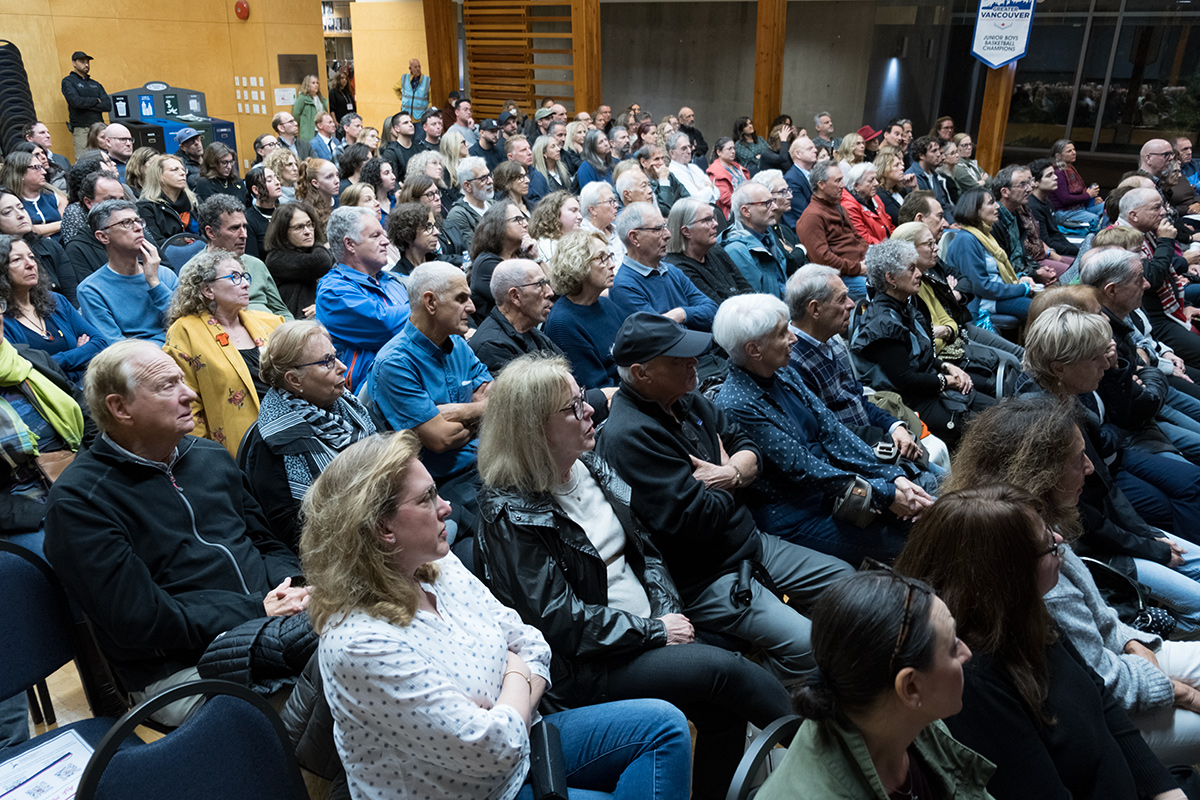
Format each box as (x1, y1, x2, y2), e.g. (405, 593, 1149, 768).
(147, 118, 193, 154)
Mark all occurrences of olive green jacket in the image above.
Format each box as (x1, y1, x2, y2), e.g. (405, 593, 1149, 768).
(757, 718, 995, 800)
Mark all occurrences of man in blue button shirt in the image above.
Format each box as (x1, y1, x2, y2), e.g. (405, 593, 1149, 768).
(369, 261, 491, 537)
(315, 207, 409, 392)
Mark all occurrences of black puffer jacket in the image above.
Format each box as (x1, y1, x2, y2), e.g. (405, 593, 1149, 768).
(476, 451, 681, 710)
(279, 655, 351, 800)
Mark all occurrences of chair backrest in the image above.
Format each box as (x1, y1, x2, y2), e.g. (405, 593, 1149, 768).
(160, 232, 206, 270)
(724, 714, 803, 800)
(75, 679, 308, 800)
(0, 541, 75, 701)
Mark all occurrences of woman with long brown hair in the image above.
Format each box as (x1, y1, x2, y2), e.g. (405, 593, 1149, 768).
(896, 484, 1188, 800)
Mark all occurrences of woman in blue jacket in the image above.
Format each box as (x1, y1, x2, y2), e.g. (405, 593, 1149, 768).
(1, 235, 106, 387)
(943, 189, 1039, 323)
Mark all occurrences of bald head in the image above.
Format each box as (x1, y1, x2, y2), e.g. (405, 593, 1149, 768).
(789, 136, 818, 169)
(104, 123, 133, 160)
(1140, 138, 1174, 178)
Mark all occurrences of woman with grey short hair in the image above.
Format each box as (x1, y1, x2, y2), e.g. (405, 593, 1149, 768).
(852, 239, 993, 445)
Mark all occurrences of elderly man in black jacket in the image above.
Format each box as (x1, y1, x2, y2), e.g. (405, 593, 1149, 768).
(469, 259, 615, 420)
(596, 312, 853, 681)
(45, 340, 313, 726)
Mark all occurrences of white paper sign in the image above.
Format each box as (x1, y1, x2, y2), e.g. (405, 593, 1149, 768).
(971, 0, 1036, 69)
(275, 88, 297, 107)
(0, 728, 94, 799)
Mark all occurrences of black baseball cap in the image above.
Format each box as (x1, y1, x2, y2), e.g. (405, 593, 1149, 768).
(612, 312, 711, 367)
(498, 110, 517, 125)
(71, 51, 94, 61)
(480, 119, 499, 132)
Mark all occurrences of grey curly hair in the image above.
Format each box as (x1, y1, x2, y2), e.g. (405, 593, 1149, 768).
(166, 249, 242, 326)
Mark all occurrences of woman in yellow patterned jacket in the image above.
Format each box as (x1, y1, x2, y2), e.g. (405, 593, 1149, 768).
(164, 249, 285, 457)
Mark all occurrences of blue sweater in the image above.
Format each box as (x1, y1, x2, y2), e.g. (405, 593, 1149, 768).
(609, 259, 717, 331)
(574, 160, 613, 191)
(77, 264, 179, 345)
(3, 293, 108, 384)
(542, 296, 625, 388)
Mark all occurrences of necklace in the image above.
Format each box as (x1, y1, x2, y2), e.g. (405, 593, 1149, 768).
(16, 307, 53, 341)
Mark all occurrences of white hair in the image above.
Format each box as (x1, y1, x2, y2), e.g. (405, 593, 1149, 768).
(712, 294, 789, 367)
(614, 202, 657, 246)
(580, 180, 612, 218)
(844, 161, 877, 190)
(490, 259, 541, 306)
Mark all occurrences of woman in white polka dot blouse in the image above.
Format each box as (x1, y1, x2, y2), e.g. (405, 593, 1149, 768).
(300, 430, 693, 800)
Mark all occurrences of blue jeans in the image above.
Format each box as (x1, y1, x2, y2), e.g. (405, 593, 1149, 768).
(1116, 448, 1200, 535)
(995, 295, 1032, 321)
(0, 531, 45, 748)
(754, 499, 909, 567)
(1133, 532, 1200, 639)
(843, 275, 868, 302)
(514, 699, 692, 800)
(1054, 203, 1102, 230)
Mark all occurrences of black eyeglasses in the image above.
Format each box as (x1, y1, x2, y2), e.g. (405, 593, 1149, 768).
(102, 216, 146, 232)
(634, 223, 668, 233)
(296, 353, 340, 370)
(517, 278, 552, 290)
(507, 216, 529, 225)
(862, 558, 928, 673)
(558, 385, 588, 419)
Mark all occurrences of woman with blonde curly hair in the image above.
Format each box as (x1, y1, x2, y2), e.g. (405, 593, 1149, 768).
(264, 148, 301, 203)
(836, 131, 866, 175)
(163, 249, 285, 456)
(528, 190, 582, 264)
(302, 429, 692, 800)
(543, 230, 623, 387)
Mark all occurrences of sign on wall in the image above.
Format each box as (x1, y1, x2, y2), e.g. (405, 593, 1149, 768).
(971, 0, 1036, 69)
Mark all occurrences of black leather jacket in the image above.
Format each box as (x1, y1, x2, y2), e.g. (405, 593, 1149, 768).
(476, 451, 682, 710)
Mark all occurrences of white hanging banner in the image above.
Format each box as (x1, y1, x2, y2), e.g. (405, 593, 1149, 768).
(971, 0, 1037, 70)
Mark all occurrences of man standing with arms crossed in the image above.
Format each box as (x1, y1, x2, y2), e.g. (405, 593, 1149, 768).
(61, 51, 111, 159)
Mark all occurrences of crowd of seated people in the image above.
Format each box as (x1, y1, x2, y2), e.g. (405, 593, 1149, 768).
(11, 94, 1200, 800)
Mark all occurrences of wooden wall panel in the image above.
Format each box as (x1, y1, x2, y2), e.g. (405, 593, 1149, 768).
(3, 0, 324, 162)
(464, 0, 595, 118)
(351, 0, 428, 135)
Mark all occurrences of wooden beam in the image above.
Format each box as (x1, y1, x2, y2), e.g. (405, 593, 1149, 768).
(752, 0, 786, 139)
(571, 0, 601, 113)
(976, 63, 1017, 177)
(424, 0, 459, 107)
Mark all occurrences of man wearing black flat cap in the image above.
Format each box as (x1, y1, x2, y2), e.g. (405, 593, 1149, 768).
(61, 51, 111, 160)
(597, 312, 854, 683)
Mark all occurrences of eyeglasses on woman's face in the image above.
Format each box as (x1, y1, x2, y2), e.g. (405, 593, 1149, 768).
(212, 271, 253, 286)
(289, 220, 315, 232)
(558, 384, 588, 419)
(296, 353, 340, 370)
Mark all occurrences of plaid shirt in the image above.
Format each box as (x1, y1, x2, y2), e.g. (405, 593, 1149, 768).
(789, 329, 896, 431)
